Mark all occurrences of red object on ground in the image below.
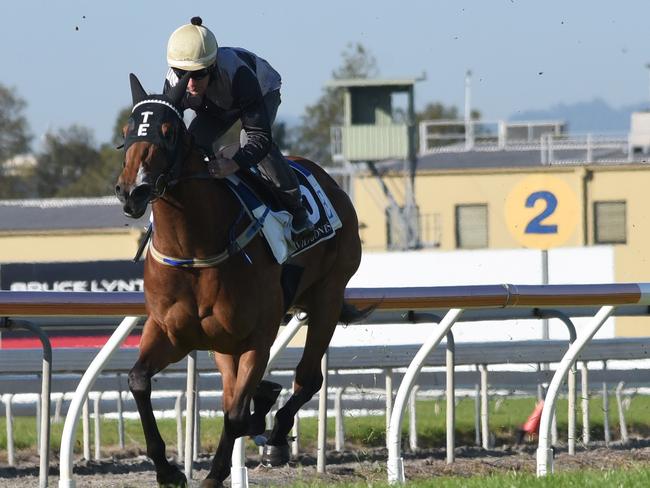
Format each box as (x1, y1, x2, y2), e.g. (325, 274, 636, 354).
(522, 400, 545, 435)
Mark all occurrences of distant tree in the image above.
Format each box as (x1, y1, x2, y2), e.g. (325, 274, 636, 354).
(417, 102, 481, 148)
(291, 43, 379, 165)
(34, 125, 101, 197)
(0, 84, 31, 163)
(111, 106, 131, 146)
(0, 84, 33, 198)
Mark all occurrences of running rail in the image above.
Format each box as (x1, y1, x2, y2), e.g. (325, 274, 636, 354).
(2, 282, 650, 487)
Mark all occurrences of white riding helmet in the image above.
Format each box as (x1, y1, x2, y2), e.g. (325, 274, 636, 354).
(167, 17, 218, 71)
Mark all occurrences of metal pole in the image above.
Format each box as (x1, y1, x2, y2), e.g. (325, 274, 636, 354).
(334, 388, 345, 452)
(408, 385, 419, 451)
(567, 361, 576, 455)
(616, 382, 629, 444)
(184, 351, 197, 479)
(317, 351, 329, 474)
(93, 393, 102, 460)
(537, 305, 615, 476)
(581, 362, 590, 445)
(464, 69, 474, 150)
(446, 331, 455, 464)
(116, 376, 125, 450)
(474, 378, 481, 447)
(4, 318, 52, 487)
(387, 309, 463, 484)
(479, 364, 489, 449)
(193, 391, 200, 461)
(82, 399, 91, 461)
(175, 393, 184, 462)
(602, 361, 610, 446)
(385, 368, 393, 447)
(58, 316, 140, 488)
(291, 410, 300, 457)
(5, 394, 15, 466)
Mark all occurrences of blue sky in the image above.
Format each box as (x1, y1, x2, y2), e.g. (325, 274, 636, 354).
(2, 1, 650, 146)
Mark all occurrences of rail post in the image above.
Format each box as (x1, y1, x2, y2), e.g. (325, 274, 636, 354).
(58, 316, 140, 488)
(387, 308, 463, 484)
(536, 305, 615, 476)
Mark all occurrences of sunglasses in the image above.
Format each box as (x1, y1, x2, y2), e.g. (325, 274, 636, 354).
(172, 67, 211, 81)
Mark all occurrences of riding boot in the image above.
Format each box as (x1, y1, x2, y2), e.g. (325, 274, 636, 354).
(259, 144, 315, 236)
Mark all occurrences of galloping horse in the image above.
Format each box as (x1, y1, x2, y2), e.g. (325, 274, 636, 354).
(115, 73, 365, 487)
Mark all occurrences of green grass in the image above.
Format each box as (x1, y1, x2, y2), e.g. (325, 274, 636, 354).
(1, 395, 650, 454)
(272, 466, 650, 487)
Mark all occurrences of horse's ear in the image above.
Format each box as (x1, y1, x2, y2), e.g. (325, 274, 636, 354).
(168, 72, 190, 108)
(129, 73, 147, 105)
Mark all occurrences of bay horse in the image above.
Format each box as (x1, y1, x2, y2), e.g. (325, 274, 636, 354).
(115, 73, 366, 487)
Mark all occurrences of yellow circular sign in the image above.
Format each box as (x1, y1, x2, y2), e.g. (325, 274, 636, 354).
(505, 175, 579, 249)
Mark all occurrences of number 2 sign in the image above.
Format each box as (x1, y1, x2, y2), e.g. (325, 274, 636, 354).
(505, 175, 579, 249)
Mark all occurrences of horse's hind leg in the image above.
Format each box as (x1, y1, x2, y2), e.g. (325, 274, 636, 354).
(129, 324, 187, 487)
(265, 285, 345, 465)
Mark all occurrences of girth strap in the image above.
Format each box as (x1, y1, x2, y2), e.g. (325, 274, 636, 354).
(148, 208, 269, 268)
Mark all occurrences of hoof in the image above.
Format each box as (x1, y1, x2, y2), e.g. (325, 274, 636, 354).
(199, 479, 224, 488)
(263, 443, 291, 466)
(157, 467, 187, 487)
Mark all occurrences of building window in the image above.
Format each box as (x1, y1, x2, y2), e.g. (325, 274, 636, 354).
(455, 204, 488, 249)
(594, 201, 626, 244)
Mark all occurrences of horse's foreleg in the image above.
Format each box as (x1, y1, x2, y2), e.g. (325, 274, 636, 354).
(202, 349, 268, 487)
(129, 325, 187, 487)
(265, 288, 344, 464)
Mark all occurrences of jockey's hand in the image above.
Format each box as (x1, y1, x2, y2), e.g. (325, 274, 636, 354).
(208, 157, 239, 178)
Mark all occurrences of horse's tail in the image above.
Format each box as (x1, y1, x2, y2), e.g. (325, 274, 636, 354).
(338, 300, 378, 325)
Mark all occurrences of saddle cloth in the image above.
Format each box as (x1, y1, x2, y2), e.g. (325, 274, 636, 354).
(225, 160, 342, 264)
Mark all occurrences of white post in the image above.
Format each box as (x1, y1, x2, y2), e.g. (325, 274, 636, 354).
(184, 351, 197, 479)
(479, 364, 490, 449)
(175, 393, 184, 462)
(474, 380, 481, 446)
(93, 393, 102, 460)
(5, 394, 15, 466)
(616, 382, 629, 444)
(581, 362, 590, 445)
(291, 411, 300, 457)
(387, 309, 463, 484)
(537, 305, 615, 477)
(568, 362, 576, 455)
(334, 388, 345, 452)
(317, 351, 329, 474)
(446, 334, 455, 464)
(116, 377, 125, 450)
(408, 386, 419, 451)
(385, 368, 393, 447)
(82, 399, 91, 461)
(602, 362, 610, 446)
(58, 316, 140, 488)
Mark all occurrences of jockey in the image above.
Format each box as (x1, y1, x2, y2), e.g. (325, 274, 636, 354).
(163, 16, 313, 235)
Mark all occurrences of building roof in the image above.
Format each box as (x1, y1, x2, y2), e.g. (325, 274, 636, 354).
(0, 196, 149, 232)
(374, 145, 650, 173)
(327, 78, 419, 89)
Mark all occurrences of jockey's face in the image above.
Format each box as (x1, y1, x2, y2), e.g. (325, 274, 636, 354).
(188, 75, 210, 97)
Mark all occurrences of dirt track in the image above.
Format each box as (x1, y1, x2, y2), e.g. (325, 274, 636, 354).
(3, 439, 650, 487)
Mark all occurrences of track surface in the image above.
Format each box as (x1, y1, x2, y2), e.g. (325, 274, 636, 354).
(2, 440, 650, 486)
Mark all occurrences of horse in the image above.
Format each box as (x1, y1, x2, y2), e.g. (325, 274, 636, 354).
(114, 73, 366, 487)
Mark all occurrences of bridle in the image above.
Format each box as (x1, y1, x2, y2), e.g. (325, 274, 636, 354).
(124, 98, 197, 199)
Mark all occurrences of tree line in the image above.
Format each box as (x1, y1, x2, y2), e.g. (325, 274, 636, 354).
(0, 44, 478, 199)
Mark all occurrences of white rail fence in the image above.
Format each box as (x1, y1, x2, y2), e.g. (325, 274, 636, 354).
(1, 283, 650, 486)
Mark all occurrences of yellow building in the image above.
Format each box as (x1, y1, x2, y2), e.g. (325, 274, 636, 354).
(351, 142, 650, 337)
(0, 196, 146, 263)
